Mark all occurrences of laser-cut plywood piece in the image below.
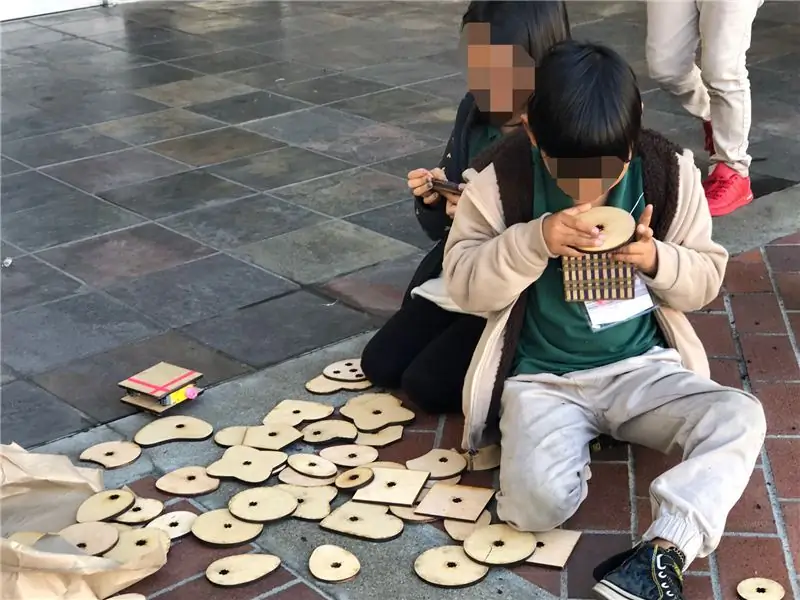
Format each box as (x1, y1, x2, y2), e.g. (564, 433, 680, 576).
(368, 461, 406, 470)
(414, 546, 489, 588)
(214, 426, 247, 447)
(320, 501, 404, 541)
(206, 554, 281, 587)
(319, 444, 378, 467)
(80, 441, 141, 469)
(309, 544, 360, 582)
(737, 578, 786, 600)
(524, 529, 582, 569)
(155, 466, 220, 497)
(191, 509, 263, 547)
(133, 416, 213, 447)
(460, 445, 501, 471)
(443, 510, 492, 542)
(263, 399, 333, 426)
(7, 531, 45, 545)
(389, 488, 436, 523)
(275, 484, 337, 521)
(406, 449, 467, 480)
(59, 522, 119, 556)
(424, 475, 461, 488)
(323, 358, 367, 382)
(228, 487, 298, 523)
(335, 467, 374, 491)
(305, 374, 372, 394)
(287, 453, 338, 478)
(356, 425, 404, 448)
(339, 395, 414, 433)
(463, 524, 536, 566)
(352, 467, 429, 507)
(344, 393, 402, 409)
(206, 446, 287, 484)
(278, 467, 337, 488)
(242, 423, 302, 450)
(146, 511, 197, 540)
(104, 528, 170, 563)
(301, 420, 358, 444)
(115, 496, 164, 524)
(414, 483, 495, 522)
(76, 490, 136, 523)
(107, 595, 146, 600)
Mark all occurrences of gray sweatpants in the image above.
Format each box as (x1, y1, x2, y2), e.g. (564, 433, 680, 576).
(497, 348, 765, 566)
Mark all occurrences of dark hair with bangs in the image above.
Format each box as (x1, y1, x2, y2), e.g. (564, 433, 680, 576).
(527, 40, 642, 160)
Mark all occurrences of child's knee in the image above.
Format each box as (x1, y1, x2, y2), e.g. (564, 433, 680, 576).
(497, 467, 585, 532)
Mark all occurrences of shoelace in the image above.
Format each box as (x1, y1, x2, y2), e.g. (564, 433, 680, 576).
(653, 551, 684, 598)
(705, 175, 737, 200)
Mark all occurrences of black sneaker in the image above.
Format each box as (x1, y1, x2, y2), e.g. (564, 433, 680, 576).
(593, 543, 685, 600)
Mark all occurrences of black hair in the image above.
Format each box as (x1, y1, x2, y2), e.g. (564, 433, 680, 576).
(527, 40, 642, 160)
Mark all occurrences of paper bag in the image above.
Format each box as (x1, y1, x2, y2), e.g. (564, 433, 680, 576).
(0, 443, 168, 599)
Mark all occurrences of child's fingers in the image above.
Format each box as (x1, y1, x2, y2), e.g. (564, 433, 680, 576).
(638, 204, 654, 229)
(407, 168, 430, 180)
(421, 191, 440, 205)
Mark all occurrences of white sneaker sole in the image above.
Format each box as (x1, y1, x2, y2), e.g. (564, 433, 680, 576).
(592, 580, 644, 600)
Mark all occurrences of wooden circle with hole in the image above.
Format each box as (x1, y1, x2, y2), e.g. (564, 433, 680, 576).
(570, 205, 636, 253)
(262, 399, 333, 426)
(206, 553, 281, 587)
(79, 441, 141, 469)
(109, 523, 134, 533)
(319, 444, 378, 468)
(104, 528, 170, 562)
(115, 497, 164, 524)
(463, 524, 537, 566)
(191, 509, 264, 547)
(301, 420, 358, 444)
(444, 510, 491, 541)
(737, 578, 786, 600)
(242, 424, 302, 451)
(369, 461, 406, 470)
(287, 453, 338, 478)
(345, 393, 402, 409)
(7, 531, 45, 545)
(323, 358, 366, 382)
(214, 426, 247, 447)
(206, 446, 287, 484)
(305, 375, 372, 395)
(320, 501, 404, 541)
(309, 545, 360, 582)
(278, 467, 337, 488)
(107, 595, 146, 600)
(133, 416, 213, 447)
(356, 425, 404, 448)
(414, 545, 489, 588)
(76, 490, 136, 523)
(59, 522, 119, 555)
(228, 487, 298, 523)
(275, 484, 337, 521)
(390, 504, 438, 523)
(146, 511, 197, 540)
(462, 445, 501, 471)
(335, 467, 374, 491)
(339, 395, 415, 433)
(155, 466, 220, 497)
(406, 449, 467, 480)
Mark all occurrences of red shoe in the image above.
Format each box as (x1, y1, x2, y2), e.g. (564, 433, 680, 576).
(703, 163, 753, 217)
(703, 120, 715, 154)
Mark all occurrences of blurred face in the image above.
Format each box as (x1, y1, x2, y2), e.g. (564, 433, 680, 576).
(542, 155, 628, 204)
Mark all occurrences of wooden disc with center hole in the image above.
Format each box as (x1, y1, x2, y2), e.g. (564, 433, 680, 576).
(59, 522, 119, 555)
(414, 545, 489, 588)
(7, 531, 45, 545)
(444, 510, 492, 541)
(301, 420, 358, 444)
(146, 511, 197, 540)
(206, 553, 281, 587)
(319, 444, 378, 467)
(276, 484, 337, 520)
(133, 416, 213, 447)
(369, 461, 406, 470)
(214, 426, 247, 447)
(323, 358, 366, 382)
(305, 375, 372, 394)
(76, 490, 136, 523)
(737, 578, 786, 600)
(356, 425, 404, 448)
(390, 491, 435, 523)
(191, 509, 264, 547)
(156, 466, 220, 497)
(461, 445, 501, 471)
(463, 524, 537, 565)
(262, 399, 333, 426)
(352, 467, 429, 507)
(570, 205, 636, 253)
(320, 501, 404, 541)
(115, 497, 164, 524)
(79, 441, 141, 469)
(424, 475, 461, 488)
(206, 446, 287, 484)
(345, 393, 403, 409)
(103, 528, 170, 562)
(243, 423, 302, 450)
(309, 544, 360, 582)
(406, 449, 467, 480)
(278, 467, 337, 488)
(335, 467, 374, 491)
(287, 453, 338, 478)
(109, 523, 134, 533)
(228, 487, 298, 523)
(339, 395, 415, 433)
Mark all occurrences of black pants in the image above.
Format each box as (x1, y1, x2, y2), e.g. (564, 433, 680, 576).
(361, 296, 485, 414)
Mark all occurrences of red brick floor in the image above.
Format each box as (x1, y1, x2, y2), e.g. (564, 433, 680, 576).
(120, 236, 800, 599)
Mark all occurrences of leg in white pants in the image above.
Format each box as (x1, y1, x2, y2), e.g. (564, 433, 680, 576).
(497, 349, 766, 566)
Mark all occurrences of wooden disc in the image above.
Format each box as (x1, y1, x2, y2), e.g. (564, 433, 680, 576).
(444, 510, 491, 541)
(414, 545, 489, 588)
(368, 461, 406, 470)
(309, 544, 360, 582)
(228, 487, 298, 523)
(104, 528, 170, 562)
(243, 424, 302, 450)
(146, 511, 197, 539)
(570, 205, 636, 253)
(79, 441, 141, 469)
(156, 466, 220, 497)
(287, 453, 338, 478)
(278, 467, 337, 488)
(133, 416, 213, 447)
(206, 553, 281, 587)
(76, 490, 136, 523)
(323, 358, 367, 382)
(262, 399, 333, 426)
(115, 497, 164, 524)
(390, 490, 436, 523)
(414, 483, 496, 522)
(275, 484, 337, 521)
(463, 524, 537, 565)
(214, 426, 247, 447)
(109, 523, 134, 533)
(356, 425, 404, 448)
(335, 467, 374, 491)
(406, 449, 467, 479)
(59, 522, 119, 555)
(191, 509, 264, 546)
(339, 395, 415, 433)
(462, 445, 501, 471)
(301, 420, 358, 444)
(319, 444, 378, 467)
(345, 393, 402, 409)
(7, 531, 45, 545)
(320, 501, 404, 541)
(737, 578, 786, 600)
(424, 475, 461, 488)
(305, 375, 372, 394)
(206, 446, 287, 484)
(108, 595, 146, 600)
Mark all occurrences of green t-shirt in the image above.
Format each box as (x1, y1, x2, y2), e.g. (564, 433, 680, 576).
(512, 148, 665, 376)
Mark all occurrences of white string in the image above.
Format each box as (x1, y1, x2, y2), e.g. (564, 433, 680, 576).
(629, 192, 645, 215)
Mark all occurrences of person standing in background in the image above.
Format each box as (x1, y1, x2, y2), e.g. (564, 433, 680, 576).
(645, 0, 762, 217)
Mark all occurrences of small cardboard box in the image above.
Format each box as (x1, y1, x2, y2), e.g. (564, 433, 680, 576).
(119, 362, 202, 399)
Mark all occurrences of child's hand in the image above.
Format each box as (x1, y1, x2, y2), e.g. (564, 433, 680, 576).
(542, 203, 604, 257)
(612, 204, 658, 276)
(408, 168, 443, 205)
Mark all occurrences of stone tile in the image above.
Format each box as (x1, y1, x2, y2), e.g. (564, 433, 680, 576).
(709, 358, 744, 390)
(1, 293, 162, 375)
(169, 13, 251, 36)
(1, 156, 27, 176)
(729, 293, 787, 334)
(33, 90, 170, 127)
(751, 383, 800, 435)
(152, 567, 295, 600)
(99, 170, 254, 220)
(715, 536, 792, 600)
(209, 146, 352, 191)
(406, 74, 467, 104)
(1, 364, 17, 385)
(1, 194, 145, 253)
(98, 63, 202, 91)
(92, 108, 222, 145)
(42, 148, 186, 194)
(33, 330, 252, 423)
(245, 106, 441, 165)
(377, 431, 436, 464)
(45, 15, 129, 37)
(740, 335, 800, 381)
(126, 476, 176, 503)
(1, 127, 129, 168)
(266, 583, 327, 600)
(775, 272, 800, 310)
(766, 438, 800, 499)
(349, 58, 460, 86)
(346, 201, 435, 249)
(1, 104, 85, 143)
(133, 37, 231, 61)
(371, 145, 447, 178)
(634, 446, 680, 498)
(234, 220, 418, 285)
(162, 194, 327, 250)
(38, 223, 214, 288)
(565, 463, 631, 531)
(186, 90, 310, 124)
(781, 502, 800, 570)
(147, 127, 284, 167)
(725, 468, 776, 533)
(271, 167, 405, 217)
(57, 49, 157, 76)
(182, 290, 377, 368)
(1, 255, 84, 314)
(567, 534, 632, 599)
(0, 171, 90, 215)
(685, 313, 737, 356)
(170, 49, 273, 74)
(749, 135, 800, 182)
(135, 75, 259, 107)
(107, 253, 298, 328)
(277, 72, 389, 104)
(766, 244, 800, 272)
(0, 380, 93, 448)
(221, 61, 336, 90)
(511, 557, 562, 595)
(88, 23, 192, 50)
(724, 250, 773, 293)
(682, 576, 715, 599)
(0, 27, 70, 50)
(6, 38, 114, 64)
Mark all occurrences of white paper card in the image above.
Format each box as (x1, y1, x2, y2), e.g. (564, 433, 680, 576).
(584, 276, 655, 329)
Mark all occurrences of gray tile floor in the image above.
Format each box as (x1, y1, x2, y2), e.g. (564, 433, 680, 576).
(2, 0, 799, 448)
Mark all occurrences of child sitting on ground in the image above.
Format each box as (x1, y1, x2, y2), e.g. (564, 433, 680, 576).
(442, 40, 766, 600)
